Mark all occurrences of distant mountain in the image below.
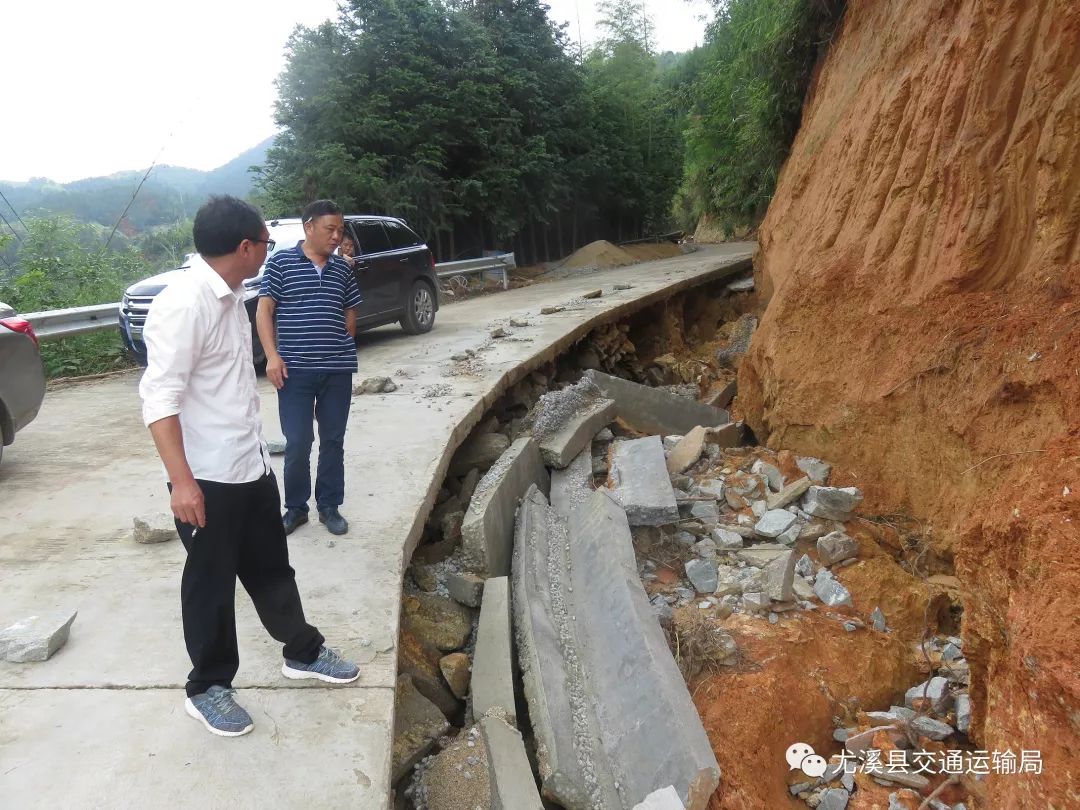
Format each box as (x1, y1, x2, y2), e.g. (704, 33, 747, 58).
(0, 137, 274, 235)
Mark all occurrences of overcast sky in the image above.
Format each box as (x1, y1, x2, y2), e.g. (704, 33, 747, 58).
(1, 0, 712, 184)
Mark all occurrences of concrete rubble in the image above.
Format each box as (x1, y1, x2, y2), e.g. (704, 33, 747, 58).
(608, 436, 681, 526)
(393, 674, 452, 783)
(803, 486, 863, 521)
(817, 530, 859, 565)
(634, 785, 687, 810)
(513, 486, 719, 810)
(471, 576, 516, 725)
(584, 370, 732, 436)
(461, 436, 550, 576)
(0, 610, 78, 663)
(550, 445, 596, 517)
(438, 652, 471, 700)
(132, 513, 178, 544)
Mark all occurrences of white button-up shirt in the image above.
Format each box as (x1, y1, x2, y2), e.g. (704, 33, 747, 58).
(139, 256, 270, 484)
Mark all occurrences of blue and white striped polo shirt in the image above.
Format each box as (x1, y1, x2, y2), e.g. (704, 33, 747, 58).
(261, 243, 364, 373)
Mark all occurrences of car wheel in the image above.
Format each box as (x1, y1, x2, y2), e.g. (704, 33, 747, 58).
(401, 280, 436, 335)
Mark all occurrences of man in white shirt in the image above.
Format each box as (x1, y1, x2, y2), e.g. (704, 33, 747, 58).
(139, 195, 360, 737)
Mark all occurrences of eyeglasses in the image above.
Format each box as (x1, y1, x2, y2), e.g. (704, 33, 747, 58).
(248, 238, 275, 251)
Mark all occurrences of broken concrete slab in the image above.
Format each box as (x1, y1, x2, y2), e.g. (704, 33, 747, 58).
(0, 610, 77, 663)
(480, 714, 545, 810)
(132, 513, 177, 544)
(513, 486, 719, 810)
(766, 477, 812, 510)
(583, 369, 730, 436)
(667, 426, 708, 474)
(393, 674, 452, 783)
(450, 432, 512, 475)
(754, 509, 797, 538)
(817, 531, 859, 565)
(634, 785, 687, 810)
(803, 486, 864, 521)
(796, 456, 831, 484)
(529, 377, 616, 469)
(445, 570, 485, 608)
(607, 436, 680, 526)
(763, 551, 796, 602)
(462, 437, 550, 577)
(551, 445, 595, 517)
(472, 576, 516, 725)
(439, 652, 472, 700)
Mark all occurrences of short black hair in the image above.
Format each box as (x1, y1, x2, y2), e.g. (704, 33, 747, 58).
(302, 199, 342, 223)
(192, 195, 265, 257)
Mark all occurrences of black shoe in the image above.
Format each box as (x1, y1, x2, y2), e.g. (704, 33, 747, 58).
(282, 508, 309, 535)
(318, 507, 348, 536)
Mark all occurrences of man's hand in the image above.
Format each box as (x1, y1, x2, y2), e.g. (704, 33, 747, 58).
(266, 354, 288, 390)
(171, 478, 206, 528)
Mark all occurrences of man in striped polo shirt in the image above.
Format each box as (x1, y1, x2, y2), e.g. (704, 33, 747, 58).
(256, 199, 363, 536)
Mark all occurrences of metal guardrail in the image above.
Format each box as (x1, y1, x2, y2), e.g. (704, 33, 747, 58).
(25, 253, 519, 343)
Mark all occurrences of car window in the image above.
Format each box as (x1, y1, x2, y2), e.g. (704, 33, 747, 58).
(384, 220, 423, 250)
(351, 221, 393, 255)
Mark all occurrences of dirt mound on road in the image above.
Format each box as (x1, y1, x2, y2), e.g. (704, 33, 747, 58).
(737, 0, 1080, 806)
(623, 242, 684, 262)
(560, 239, 636, 269)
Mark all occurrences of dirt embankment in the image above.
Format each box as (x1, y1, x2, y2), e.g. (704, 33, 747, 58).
(739, 1, 1080, 806)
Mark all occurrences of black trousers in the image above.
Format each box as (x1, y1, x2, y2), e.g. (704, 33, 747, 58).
(171, 473, 324, 697)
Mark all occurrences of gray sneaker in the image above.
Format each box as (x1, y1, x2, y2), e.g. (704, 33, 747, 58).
(184, 685, 254, 737)
(281, 646, 360, 684)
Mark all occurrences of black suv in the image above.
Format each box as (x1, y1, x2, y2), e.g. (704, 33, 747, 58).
(119, 215, 439, 366)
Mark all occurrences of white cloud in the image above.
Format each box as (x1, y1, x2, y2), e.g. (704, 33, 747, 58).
(0, 0, 712, 183)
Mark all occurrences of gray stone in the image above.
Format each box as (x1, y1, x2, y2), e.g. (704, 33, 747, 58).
(799, 520, 837, 542)
(751, 459, 784, 492)
(594, 427, 615, 442)
(663, 435, 683, 453)
(754, 509, 797, 538)
(685, 559, 719, 594)
(462, 437, 550, 576)
(796, 456, 832, 484)
(445, 571, 486, 608)
(689, 500, 720, 525)
(742, 592, 770, 611)
(694, 479, 725, 499)
(673, 531, 697, 546)
(266, 437, 287, 455)
(803, 486, 863, 521)
(818, 788, 850, 810)
(833, 727, 853, 742)
(875, 771, 930, 791)
(392, 674, 451, 783)
(459, 467, 482, 504)
(817, 531, 859, 565)
(766, 477, 812, 510)
(956, 693, 971, 734)
(402, 592, 475, 652)
(650, 595, 674, 629)
(633, 785, 687, 810)
(777, 523, 802, 546)
(472, 576, 516, 725)
(711, 527, 744, 550)
(841, 773, 855, 792)
(750, 500, 767, 519)
(132, 513, 178, 545)
(911, 716, 954, 741)
(763, 551, 796, 602)
(942, 641, 963, 661)
(451, 431, 512, 475)
(0, 610, 77, 662)
(714, 566, 742, 597)
(795, 554, 816, 579)
(513, 487, 720, 810)
(715, 314, 757, 367)
(551, 446, 595, 518)
(736, 546, 789, 567)
(845, 725, 896, 756)
(790, 782, 813, 796)
(692, 538, 717, 559)
(792, 575, 816, 601)
(871, 607, 888, 632)
(356, 375, 396, 394)
(889, 705, 917, 721)
(480, 714, 545, 809)
(584, 370, 731, 436)
(813, 570, 853, 607)
(905, 677, 952, 713)
(717, 521, 757, 539)
(608, 437, 680, 526)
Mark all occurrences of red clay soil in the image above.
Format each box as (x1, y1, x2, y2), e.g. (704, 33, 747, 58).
(734, 0, 1080, 806)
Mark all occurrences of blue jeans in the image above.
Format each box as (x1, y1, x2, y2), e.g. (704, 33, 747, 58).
(277, 370, 352, 513)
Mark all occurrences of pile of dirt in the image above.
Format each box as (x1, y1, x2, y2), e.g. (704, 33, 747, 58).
(559, 239, 636, 269)
(738, 0, 1080, 806)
